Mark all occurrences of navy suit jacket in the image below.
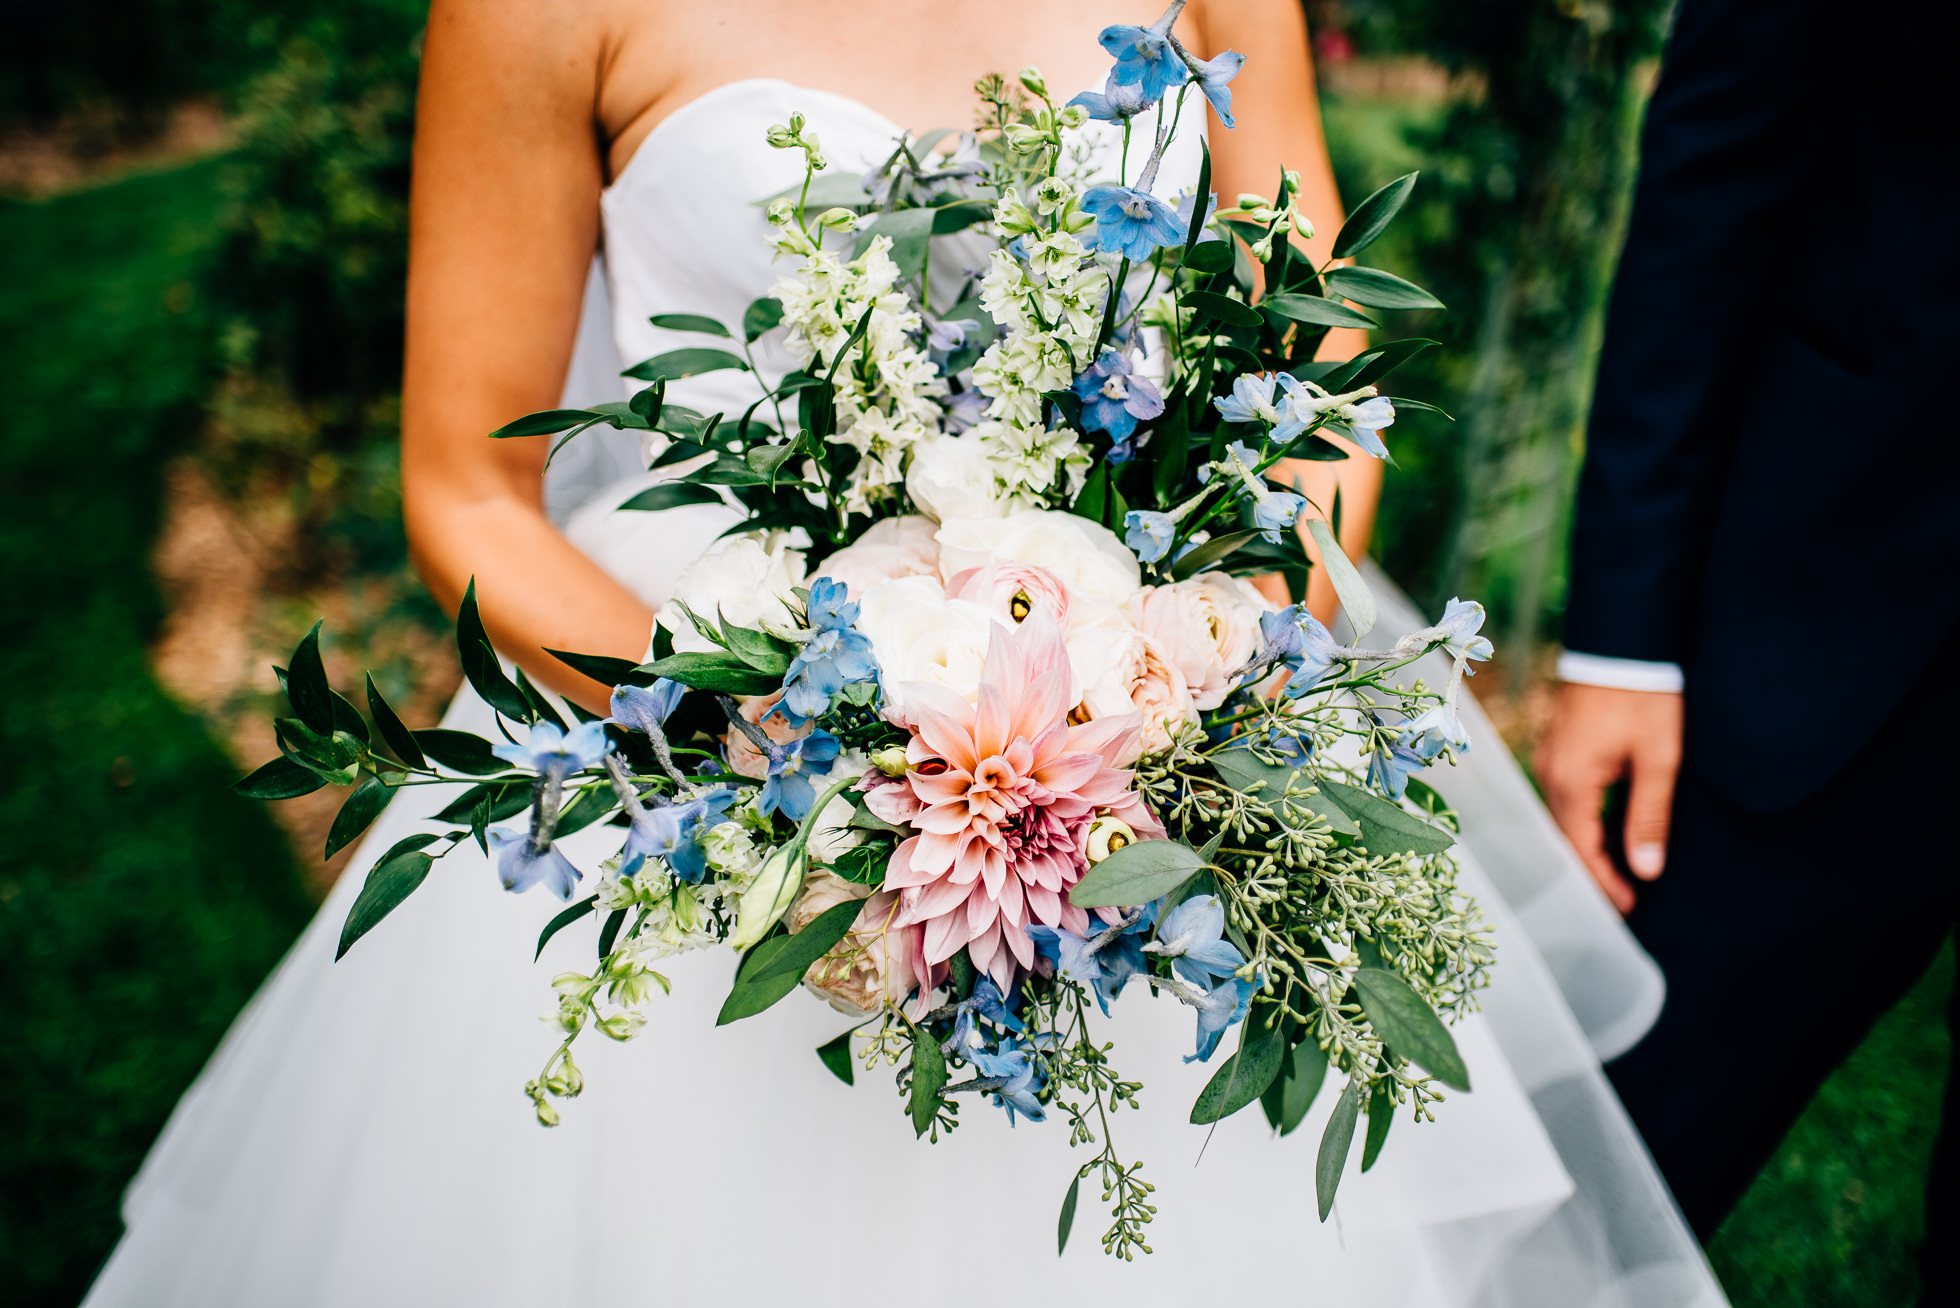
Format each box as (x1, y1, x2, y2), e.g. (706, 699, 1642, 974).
(1565, 0, 1959, 811)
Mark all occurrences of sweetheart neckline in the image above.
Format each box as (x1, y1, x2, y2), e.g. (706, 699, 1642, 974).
(606, 78, 906, 197)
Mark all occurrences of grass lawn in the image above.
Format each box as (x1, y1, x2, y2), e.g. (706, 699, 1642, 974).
(0, 161, 314, 1306)
(0, 152, 1945, 1306)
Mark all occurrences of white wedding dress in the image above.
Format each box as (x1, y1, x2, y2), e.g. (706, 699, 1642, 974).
(84, 82, 1726, 1308)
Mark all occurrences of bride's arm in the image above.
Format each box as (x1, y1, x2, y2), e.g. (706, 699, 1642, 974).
(402, 0, 661, 712)
(1191, 0, 1384, 624)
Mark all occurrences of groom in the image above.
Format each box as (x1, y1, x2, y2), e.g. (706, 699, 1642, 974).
(1535, 0, 1958, 1286)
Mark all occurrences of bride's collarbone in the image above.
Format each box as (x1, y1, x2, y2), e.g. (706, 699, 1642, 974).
(592, 0, 1178, 180)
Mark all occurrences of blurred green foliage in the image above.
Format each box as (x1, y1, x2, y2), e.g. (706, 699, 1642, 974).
(0, 162, 314, 1306)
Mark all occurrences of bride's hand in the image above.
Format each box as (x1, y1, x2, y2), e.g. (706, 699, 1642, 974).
(1535, 683, 1683, 914)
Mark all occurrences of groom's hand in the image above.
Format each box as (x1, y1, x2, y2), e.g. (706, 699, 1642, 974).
(1536, 684, 1683, 914)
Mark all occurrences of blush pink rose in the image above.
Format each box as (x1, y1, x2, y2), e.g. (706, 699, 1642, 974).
(1067, 624, 1199, 759)
(814, 515, 941, 596)
(942, 562, 1071, 629)
(1131, 572, 1275, 711)
(789, 872, 926, 1018)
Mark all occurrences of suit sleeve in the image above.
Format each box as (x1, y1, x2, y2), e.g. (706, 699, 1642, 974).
(1563, 0, 1834, 663)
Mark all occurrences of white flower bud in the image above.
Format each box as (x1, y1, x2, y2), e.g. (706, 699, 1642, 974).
(1057, 103, 1089, 130)
(765, 197, 795, 226)
(870, 746, 911, 778)
(816, 206, 859, 231)
(728, 842, 805, 950)
(1086, 816, 1138, 864)
(1002, 123, 1047, 153)
(1018, 66, 1049, 98)
(1290, 210, 1316, 239)
(766, 123, 801, 150)
(1061, 208, 1097, 234)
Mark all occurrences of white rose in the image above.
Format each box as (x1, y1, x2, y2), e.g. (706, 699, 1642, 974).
(1130, 571, 1274, 710)
(906, 434, 1020, 522)
(814, 515, 941, 595)
(936, 509, 1141, 628)
(657, 532, 807, 653)
(854, 575, 1003, 706)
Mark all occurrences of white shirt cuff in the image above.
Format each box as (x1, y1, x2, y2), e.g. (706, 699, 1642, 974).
(1556, 650, 1685, 694)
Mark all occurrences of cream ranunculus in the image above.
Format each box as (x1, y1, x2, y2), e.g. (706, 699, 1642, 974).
(1131, 572, 1275, 711)
(853, 575, 1004, 706)
(1066, 623, 1198, 758)
(790, 879, 922, 1018)
(935, 509, 1141, 628)
(814, 514, 941, 595)
(905, 433, 1022, 522)
(657, 531, 807, 653)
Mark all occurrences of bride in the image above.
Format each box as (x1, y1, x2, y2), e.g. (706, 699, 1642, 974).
(85, 1, 1726, 1304)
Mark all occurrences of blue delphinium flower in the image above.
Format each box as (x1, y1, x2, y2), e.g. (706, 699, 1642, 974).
(487, 826, 583, 900)
(606, 679, 684, 736)
(491, 718, 609, 780)
(1027, 906, 1155, 1016)
(944, 977, 1027, 1062)
(1252, 488, 1306, 543)
(759, 730, 840, 820)
(1068, 75, 1151, 122)
(1428, 597, 1494, 667)
(942, 388, 986, 434)
(1081, 185, 1186, 261)
(1146, 894, 1247, 988)
(1099, 13, 1188, 105)
(1185, 975, 1253, 1063)
(1341, 396, 1397, 459)
(1367, 735, 1429, 799)
(1399, 702, 1470, 763)
(780, 578, 879, 723)
(621, 789, 738, 882)
(1125, 509, 1178, 564)
(1072, 349, 1165, 442)
(1187, 49, 1246, 127)
(1258, 605, 1345, 696)
(1214, 373, 1310, 442)
(970, 1042, 1046, 1124)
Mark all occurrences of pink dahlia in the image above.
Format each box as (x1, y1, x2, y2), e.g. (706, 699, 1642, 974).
(862, 615, 1164, 994)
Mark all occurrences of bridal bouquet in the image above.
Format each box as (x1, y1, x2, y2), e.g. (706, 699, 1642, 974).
(239, 3, 1493, 1257)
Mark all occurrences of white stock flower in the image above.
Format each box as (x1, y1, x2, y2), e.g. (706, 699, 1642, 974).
(658, 532, 807, 652)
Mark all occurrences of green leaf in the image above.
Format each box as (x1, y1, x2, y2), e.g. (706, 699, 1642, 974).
(1168, 528, 1264, 581)
(1304, 517, 1376, 639)
(365, 675, 426, 769)
(599, 906, 628, 959)
(336, 845, 436, 960)
(744, 296, 785, 343)
(1057, 1173, 1082, 1255)
(1262, 292, 1379, 330)
(330, 690, 370, 745)
(414, 728, 506, 776)
(621, 348, 751, 383)
(285, 620, 334, 737)
(544, 648, 648, 688)
(1316, 1078, 1364, 1220)
(234, 756, 326, 800)
(716, 897, 866, 1024)
(1352, 966, 1471, 1090)
(1208, 751, 1360, 837)
(488, 409, 599, 439)
(433, 779, 527, 825)
(744, 443, 799, 483)
(1068, 839, 1206, 908)
(1332, 172, 1418, 260)
(1316, 780, 1456, 856)
(817, 1030, 856, 1086)
(325, 777, 391, 859)
(1183, 140, 1212, 254)
(1181, 289, 1262, 328)
(1313, 337, 1436, 394)
(535, 894, 597, 960)
(1260, 1040, 1329, 1137)
(514, 666, 568, 732)
(456, 579, 532, 722)
(718, 620, 792, 673)
(931, 198, 994, 234)
(648, 312, 731, 337)
(1150, 401, 1190, 504)
(1072, 460, 1109, 524)
(1363, 1079, 1394, 1171)
(1321, 266, 1444, 311)
(691, 453, 775, 487)
(909, 1030, 948, 1137)
(618, 482, 724, 513)
(553, 783, 616, 839)
(643, 651, 782, 697)
(1191, 1025, 1286, 1124)
(1182, 240, 1233, 276)
(630, 382, 664, 424)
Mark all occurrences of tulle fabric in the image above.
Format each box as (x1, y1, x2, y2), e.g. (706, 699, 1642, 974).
(86, 80, 1724, 1307)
